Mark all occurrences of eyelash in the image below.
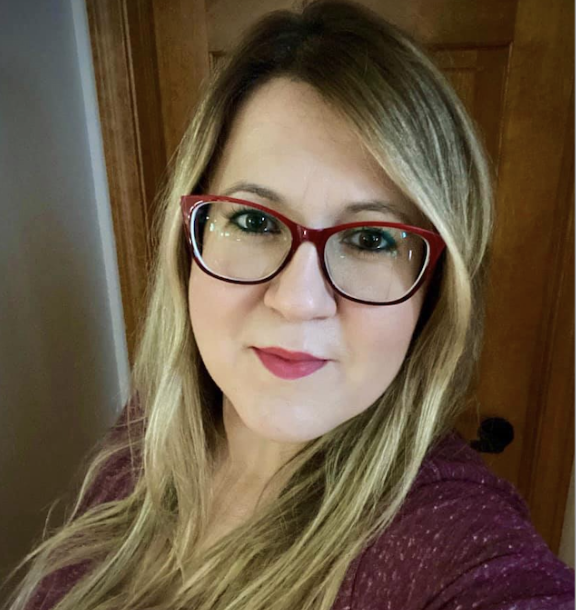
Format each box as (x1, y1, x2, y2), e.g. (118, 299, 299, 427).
(225, 206, 282, 234)
(223, 206, 398, 254)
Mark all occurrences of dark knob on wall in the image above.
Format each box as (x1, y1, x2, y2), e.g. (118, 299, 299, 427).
(470, 417, 515, 453)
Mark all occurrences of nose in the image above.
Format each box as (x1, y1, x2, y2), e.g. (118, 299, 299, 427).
(263, 242, 337, 321)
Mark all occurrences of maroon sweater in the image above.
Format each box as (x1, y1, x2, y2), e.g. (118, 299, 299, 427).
(25, 407, 575, 610)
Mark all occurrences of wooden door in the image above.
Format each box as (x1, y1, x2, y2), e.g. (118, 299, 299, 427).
(85, 0, 574, 554)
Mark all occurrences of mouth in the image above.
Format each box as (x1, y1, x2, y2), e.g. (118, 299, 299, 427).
(251, 347, 329, 380)
(254, 346, 327, 361)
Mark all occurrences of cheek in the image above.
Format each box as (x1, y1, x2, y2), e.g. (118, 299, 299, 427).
(188, 265, 210, 333)
(188, 265, 231, 363)
(343, 298, 422, 388)
(188, 264, 261, 367)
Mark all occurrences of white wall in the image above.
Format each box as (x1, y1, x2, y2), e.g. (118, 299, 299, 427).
(0, 0, 129, 595)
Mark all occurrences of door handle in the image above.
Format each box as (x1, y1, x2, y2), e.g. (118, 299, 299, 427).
(470, 417, 514, 453)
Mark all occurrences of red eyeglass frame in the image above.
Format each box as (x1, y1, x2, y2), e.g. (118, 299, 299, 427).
(180, 194, 446, 306)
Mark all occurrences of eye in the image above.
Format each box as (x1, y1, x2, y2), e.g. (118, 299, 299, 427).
(227, 207, 282, 234)
(342, 228, 398, 253)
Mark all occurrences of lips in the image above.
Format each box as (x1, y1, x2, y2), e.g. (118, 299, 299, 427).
(252, 347, 329, 380)
(255, 347, 325, 361)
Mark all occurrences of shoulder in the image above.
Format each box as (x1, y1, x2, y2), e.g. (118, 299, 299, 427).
(339, 431, 575, 610)
(73, 393, 144, 517)
(23, 397, 144, 610)
(23, 561, 93, 610)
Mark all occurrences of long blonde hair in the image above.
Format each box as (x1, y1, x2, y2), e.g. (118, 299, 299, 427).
(6, 1, 493, 608)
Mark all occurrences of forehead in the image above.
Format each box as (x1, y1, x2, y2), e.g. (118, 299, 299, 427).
(207, 78, 426, 226)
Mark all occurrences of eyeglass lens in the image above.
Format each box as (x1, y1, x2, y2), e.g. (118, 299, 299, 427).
(191, 201, 428, 303)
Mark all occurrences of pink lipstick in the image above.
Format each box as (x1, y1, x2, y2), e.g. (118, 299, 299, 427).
(252, 347, 328, 380)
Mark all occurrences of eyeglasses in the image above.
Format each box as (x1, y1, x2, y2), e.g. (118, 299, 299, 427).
(180, 195, 446, 306)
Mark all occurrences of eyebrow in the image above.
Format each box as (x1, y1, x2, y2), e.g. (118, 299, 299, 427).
(220, 181, 415, 226)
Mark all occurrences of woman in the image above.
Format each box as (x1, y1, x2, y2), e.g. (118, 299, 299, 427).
(6, 1, 574, 609)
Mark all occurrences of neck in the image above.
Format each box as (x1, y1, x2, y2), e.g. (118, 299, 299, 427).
(212, 397, 305, 498)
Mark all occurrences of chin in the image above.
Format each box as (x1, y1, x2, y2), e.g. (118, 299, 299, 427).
(239, 401, 338, 444)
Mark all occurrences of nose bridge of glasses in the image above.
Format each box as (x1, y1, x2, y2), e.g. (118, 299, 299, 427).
(282, 228, 333, 291)
(291, 224, 329, 259)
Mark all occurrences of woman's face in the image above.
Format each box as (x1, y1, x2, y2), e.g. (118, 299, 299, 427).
(189, 77, 428, 444)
